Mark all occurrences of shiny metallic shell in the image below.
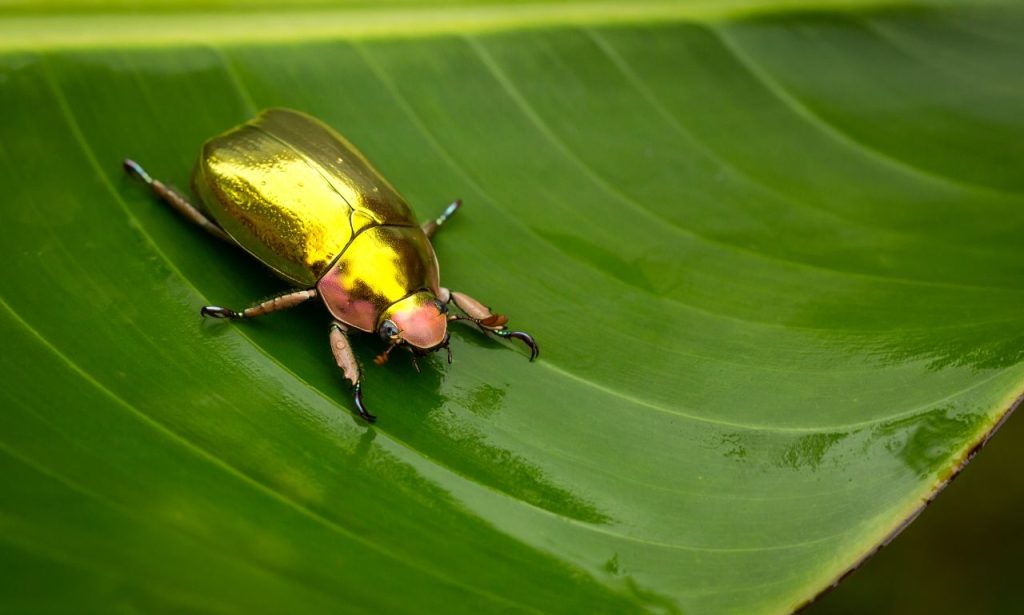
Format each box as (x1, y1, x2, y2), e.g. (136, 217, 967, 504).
(192, 108, 420, 287)
(317, 225, 440, 332)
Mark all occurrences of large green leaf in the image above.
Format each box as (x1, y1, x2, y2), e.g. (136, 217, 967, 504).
(2, 1, 1022, 612)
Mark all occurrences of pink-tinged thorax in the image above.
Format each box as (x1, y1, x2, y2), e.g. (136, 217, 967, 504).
(315, 224, 441, 335)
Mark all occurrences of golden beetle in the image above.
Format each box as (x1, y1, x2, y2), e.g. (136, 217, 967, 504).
(125, 108, 537, 422)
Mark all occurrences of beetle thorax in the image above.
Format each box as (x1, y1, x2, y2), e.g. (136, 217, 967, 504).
(315, 221, 441, 333)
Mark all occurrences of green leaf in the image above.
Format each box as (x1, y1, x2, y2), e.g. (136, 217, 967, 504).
(2, 1, 1022, 612)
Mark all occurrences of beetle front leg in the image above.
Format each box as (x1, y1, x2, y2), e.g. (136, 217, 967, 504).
(442, 288, 539, 361)
(123, 159, 234, 244)
(329, 322, 375, 423)
(202, 289, 317, 320)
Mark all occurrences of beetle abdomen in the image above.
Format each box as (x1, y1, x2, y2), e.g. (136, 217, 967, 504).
(192, 108, 420, 287)
(194, 126, 353, 286)
(255, 110, 418, 228)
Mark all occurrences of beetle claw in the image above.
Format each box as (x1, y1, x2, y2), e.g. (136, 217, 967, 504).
(353, 384, 376, 423)
(496, 329, 540, 361)
(201, 305, 242, 320)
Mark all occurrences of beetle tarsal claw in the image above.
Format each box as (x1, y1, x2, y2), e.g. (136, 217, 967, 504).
(200, 305, 241, 320)
(353, 384, 376, 423)
(495, 329, 540, 361)
(123, 158, 153, 184)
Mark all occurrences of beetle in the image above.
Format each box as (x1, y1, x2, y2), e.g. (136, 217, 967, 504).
(124, 108, 537, 422)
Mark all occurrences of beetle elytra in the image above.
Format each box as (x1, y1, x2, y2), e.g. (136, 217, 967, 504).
(125, 108, 537, 422)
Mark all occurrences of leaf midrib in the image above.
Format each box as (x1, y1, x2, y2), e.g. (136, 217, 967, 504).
(0, 0, 964, 52)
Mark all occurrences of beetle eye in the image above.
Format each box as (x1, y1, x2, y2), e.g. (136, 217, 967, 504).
(379, 320, 400, 340)
(434, 299, 448, 314)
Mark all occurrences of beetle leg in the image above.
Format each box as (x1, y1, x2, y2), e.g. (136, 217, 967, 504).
(444, 289, 539, 361)
(330, 322, 375, 423)
(421, 199, 461, 239)
(201, 289, 317, 320)
(448, 290, 507, 327)
(123, 158, 234, 244)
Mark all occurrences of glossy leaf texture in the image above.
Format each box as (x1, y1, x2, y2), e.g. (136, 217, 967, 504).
(2, 2, 1023, 613)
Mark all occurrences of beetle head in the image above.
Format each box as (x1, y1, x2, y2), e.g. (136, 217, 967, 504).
(376, 291, 449, 354)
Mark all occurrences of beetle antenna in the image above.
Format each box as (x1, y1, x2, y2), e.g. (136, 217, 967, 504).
(374, 342, 398, 365)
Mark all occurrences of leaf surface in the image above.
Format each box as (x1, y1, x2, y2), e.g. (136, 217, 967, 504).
(1, 2, 1022, 612)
